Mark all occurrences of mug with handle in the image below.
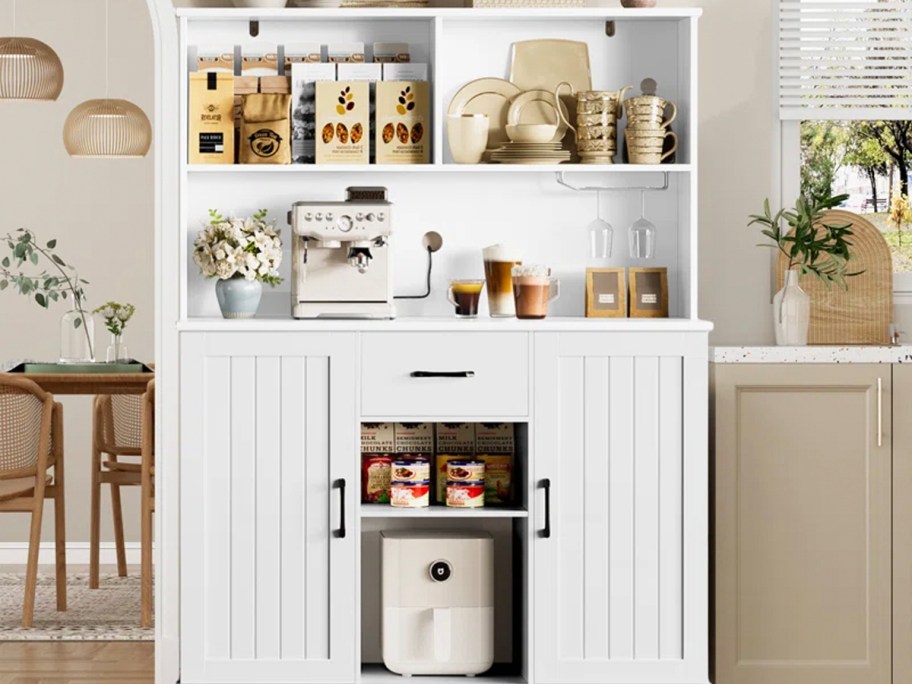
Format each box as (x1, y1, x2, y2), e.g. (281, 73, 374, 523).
(554, 82, 632, 144)
(626, 128, 679, 164)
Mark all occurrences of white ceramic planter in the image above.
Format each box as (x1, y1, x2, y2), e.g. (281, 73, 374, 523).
(773, 269, 810, 346)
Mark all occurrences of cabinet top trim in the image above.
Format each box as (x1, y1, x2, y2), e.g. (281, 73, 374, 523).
(177, 316, 714, 333)
(176, 7, 703, 20)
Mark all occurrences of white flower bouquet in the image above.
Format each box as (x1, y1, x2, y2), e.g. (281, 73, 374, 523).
(193, 209, 283, 286)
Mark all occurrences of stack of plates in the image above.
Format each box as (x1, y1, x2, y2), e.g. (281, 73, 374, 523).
(490, 142, 571, 165)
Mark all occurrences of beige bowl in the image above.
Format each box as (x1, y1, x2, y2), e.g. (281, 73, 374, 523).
(506, 124, 558, 144)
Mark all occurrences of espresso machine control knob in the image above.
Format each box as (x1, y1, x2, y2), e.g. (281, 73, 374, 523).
(366, 213, 376, 222)
(326, 212, 334, 221)
(378, 212, 386, 222)
(338, 215, 354, 233)
(315, 212, 324, 221)
(303, 212, 313, 221)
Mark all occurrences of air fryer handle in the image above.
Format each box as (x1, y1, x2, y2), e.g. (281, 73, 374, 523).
(334, 479, 346, 539)
(541, 478, 551, 539)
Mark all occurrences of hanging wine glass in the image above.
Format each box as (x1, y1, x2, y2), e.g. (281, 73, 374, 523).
(587, 191, 614, 260)
(629, 190, 656, 259)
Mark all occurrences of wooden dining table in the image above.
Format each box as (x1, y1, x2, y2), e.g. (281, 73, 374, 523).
(0, 363, 154, 395)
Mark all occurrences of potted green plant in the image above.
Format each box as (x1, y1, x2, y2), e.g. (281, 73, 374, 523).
(1, 229, 94, 362)
(749, 193, 859, 345)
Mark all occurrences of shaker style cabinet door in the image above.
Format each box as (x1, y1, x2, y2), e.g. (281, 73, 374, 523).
(713, 364, 892, 684)
(180, 333, 357, 684)
(533, 333, 709, 684)
(893, 365, 912, 684)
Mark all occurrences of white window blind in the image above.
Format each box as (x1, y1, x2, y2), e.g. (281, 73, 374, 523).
(779, 0, 912, 120)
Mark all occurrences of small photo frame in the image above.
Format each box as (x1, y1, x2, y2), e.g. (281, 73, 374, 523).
(629, 267, 669, 318)
(586, 268, 627, 318)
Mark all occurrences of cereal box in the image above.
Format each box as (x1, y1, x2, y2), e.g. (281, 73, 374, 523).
(316, 80, 369, 164)
(375, 80, 429, 164)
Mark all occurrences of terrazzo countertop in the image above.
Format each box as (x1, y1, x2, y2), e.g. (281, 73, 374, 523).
(712, 346, 912, 364)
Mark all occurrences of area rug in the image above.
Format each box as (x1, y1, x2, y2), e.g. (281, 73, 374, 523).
(0, 573, 152, 641)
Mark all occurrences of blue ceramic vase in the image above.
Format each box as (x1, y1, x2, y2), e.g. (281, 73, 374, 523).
(215, 278, 263, 319)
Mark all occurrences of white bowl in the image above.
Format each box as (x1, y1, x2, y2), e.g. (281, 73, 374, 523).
(506, 124, 558, 144)
(233, 0, 289, 8)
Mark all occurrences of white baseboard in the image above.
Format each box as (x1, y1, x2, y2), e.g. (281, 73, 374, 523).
(0, 542, 151, 566)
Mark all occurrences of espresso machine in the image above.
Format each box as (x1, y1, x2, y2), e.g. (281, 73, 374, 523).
(290, 187, 395, 319)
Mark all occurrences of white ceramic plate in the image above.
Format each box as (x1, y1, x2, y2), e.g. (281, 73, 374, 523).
(507, 90, 569, 142)
(448, 78, 522, 148)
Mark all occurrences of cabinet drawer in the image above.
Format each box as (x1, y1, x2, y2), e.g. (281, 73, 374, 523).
(361, 333, 529, 417)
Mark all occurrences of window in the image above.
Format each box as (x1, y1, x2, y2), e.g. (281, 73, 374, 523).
(778, 0, 912, 294)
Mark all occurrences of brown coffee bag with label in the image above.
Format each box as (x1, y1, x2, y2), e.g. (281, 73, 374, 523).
(189, 72, 234, 164)
(239, 93, 291, 165)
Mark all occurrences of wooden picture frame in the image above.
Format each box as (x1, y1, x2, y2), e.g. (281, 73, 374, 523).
(629, 267, 669, 318)
(585, 268, 627, 318)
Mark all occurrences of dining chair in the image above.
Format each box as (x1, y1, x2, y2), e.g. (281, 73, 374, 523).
(0, 375, 66, 628)
(90, 380, 155, 627)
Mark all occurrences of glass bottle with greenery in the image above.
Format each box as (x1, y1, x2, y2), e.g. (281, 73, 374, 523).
(0, 229, 94, 362)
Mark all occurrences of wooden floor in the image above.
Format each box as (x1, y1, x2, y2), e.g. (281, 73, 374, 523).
(0, 642, 153, 683)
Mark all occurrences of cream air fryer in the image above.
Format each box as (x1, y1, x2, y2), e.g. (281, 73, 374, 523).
(381, 530, 494, 676)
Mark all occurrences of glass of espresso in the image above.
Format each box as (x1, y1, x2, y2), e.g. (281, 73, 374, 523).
(512, 265, 561, 320)
(483, 244, 522, 317)
(448, 279, 486, 318)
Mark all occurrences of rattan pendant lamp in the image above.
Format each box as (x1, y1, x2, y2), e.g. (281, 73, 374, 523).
(0, 0, 64, 101)
(63, 0, 151, 158)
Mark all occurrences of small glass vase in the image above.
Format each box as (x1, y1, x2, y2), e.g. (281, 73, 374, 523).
(773, 269, 810, 346)
(106, 333, 130, 363)
(60, 308, 95, 363)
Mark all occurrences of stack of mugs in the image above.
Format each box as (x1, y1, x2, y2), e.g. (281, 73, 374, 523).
(555, 83, 631, 164)
(624, 80, 678, 164)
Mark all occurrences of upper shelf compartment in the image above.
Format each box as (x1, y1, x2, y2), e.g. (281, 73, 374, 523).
(176, 8, 703, 20)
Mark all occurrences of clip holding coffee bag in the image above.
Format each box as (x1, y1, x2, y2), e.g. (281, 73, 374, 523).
(239, 93, 291, 165)
(189, 72, 235, 164)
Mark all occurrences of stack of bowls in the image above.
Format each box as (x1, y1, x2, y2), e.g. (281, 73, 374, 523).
(623, 94, 678, 164)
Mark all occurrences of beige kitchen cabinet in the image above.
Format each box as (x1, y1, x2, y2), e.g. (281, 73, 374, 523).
(894, 366, 912, 684)
(713, 364, 892, 684)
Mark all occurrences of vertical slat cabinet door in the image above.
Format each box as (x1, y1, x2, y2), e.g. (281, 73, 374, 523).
(180, 332, 357, 684)
(896, 364, 912, 684)
(713, 364, 892, 684)
(533, 332, 709, 684)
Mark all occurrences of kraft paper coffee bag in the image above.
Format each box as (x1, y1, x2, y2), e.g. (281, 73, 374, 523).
(189, 72, 234, 164)
(239, 93, 291, 165)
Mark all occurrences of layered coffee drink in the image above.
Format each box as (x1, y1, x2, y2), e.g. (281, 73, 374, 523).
(447, 280, 485, 318)
(483, 245, 522, 317)
(512, 265, 560, 320)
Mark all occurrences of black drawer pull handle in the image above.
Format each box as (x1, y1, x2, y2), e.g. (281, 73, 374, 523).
(410, 371, 476, 378)
(334, 479, 346, 539)
(541, 478, 551, 539)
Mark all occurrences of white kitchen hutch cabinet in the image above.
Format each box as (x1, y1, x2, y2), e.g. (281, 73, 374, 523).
(179, 332, 357, 683)
(157, 6, 709, 684)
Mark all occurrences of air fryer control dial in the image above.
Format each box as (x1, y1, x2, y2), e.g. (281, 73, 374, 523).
(429, 560, 452, 583)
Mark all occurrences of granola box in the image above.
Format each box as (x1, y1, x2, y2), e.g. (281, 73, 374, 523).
(375, 80, 429, 164)
(316, 80, 369, 164)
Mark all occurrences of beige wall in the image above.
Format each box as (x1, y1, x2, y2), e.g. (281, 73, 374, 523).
(0, 0, 153, 545)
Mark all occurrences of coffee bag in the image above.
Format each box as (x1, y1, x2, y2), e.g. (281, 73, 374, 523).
(239, 93, 291, 165)
(189, 72, 234, 164)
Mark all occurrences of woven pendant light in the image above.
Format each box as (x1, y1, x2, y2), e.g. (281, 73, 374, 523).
(63, 0, 151, 158)
(0, 1, 64, 101)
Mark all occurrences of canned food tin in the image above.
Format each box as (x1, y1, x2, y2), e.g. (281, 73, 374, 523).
(447, 460, 486, 483)
(446, 480, 486, 508)
(390, 481, 430, 508)
(391, 459, 430, 484)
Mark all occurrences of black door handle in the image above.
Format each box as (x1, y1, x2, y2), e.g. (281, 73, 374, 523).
(334, 479, 346, 539)
(540, 478, 551, 538)
(410, 371, 476, 378)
